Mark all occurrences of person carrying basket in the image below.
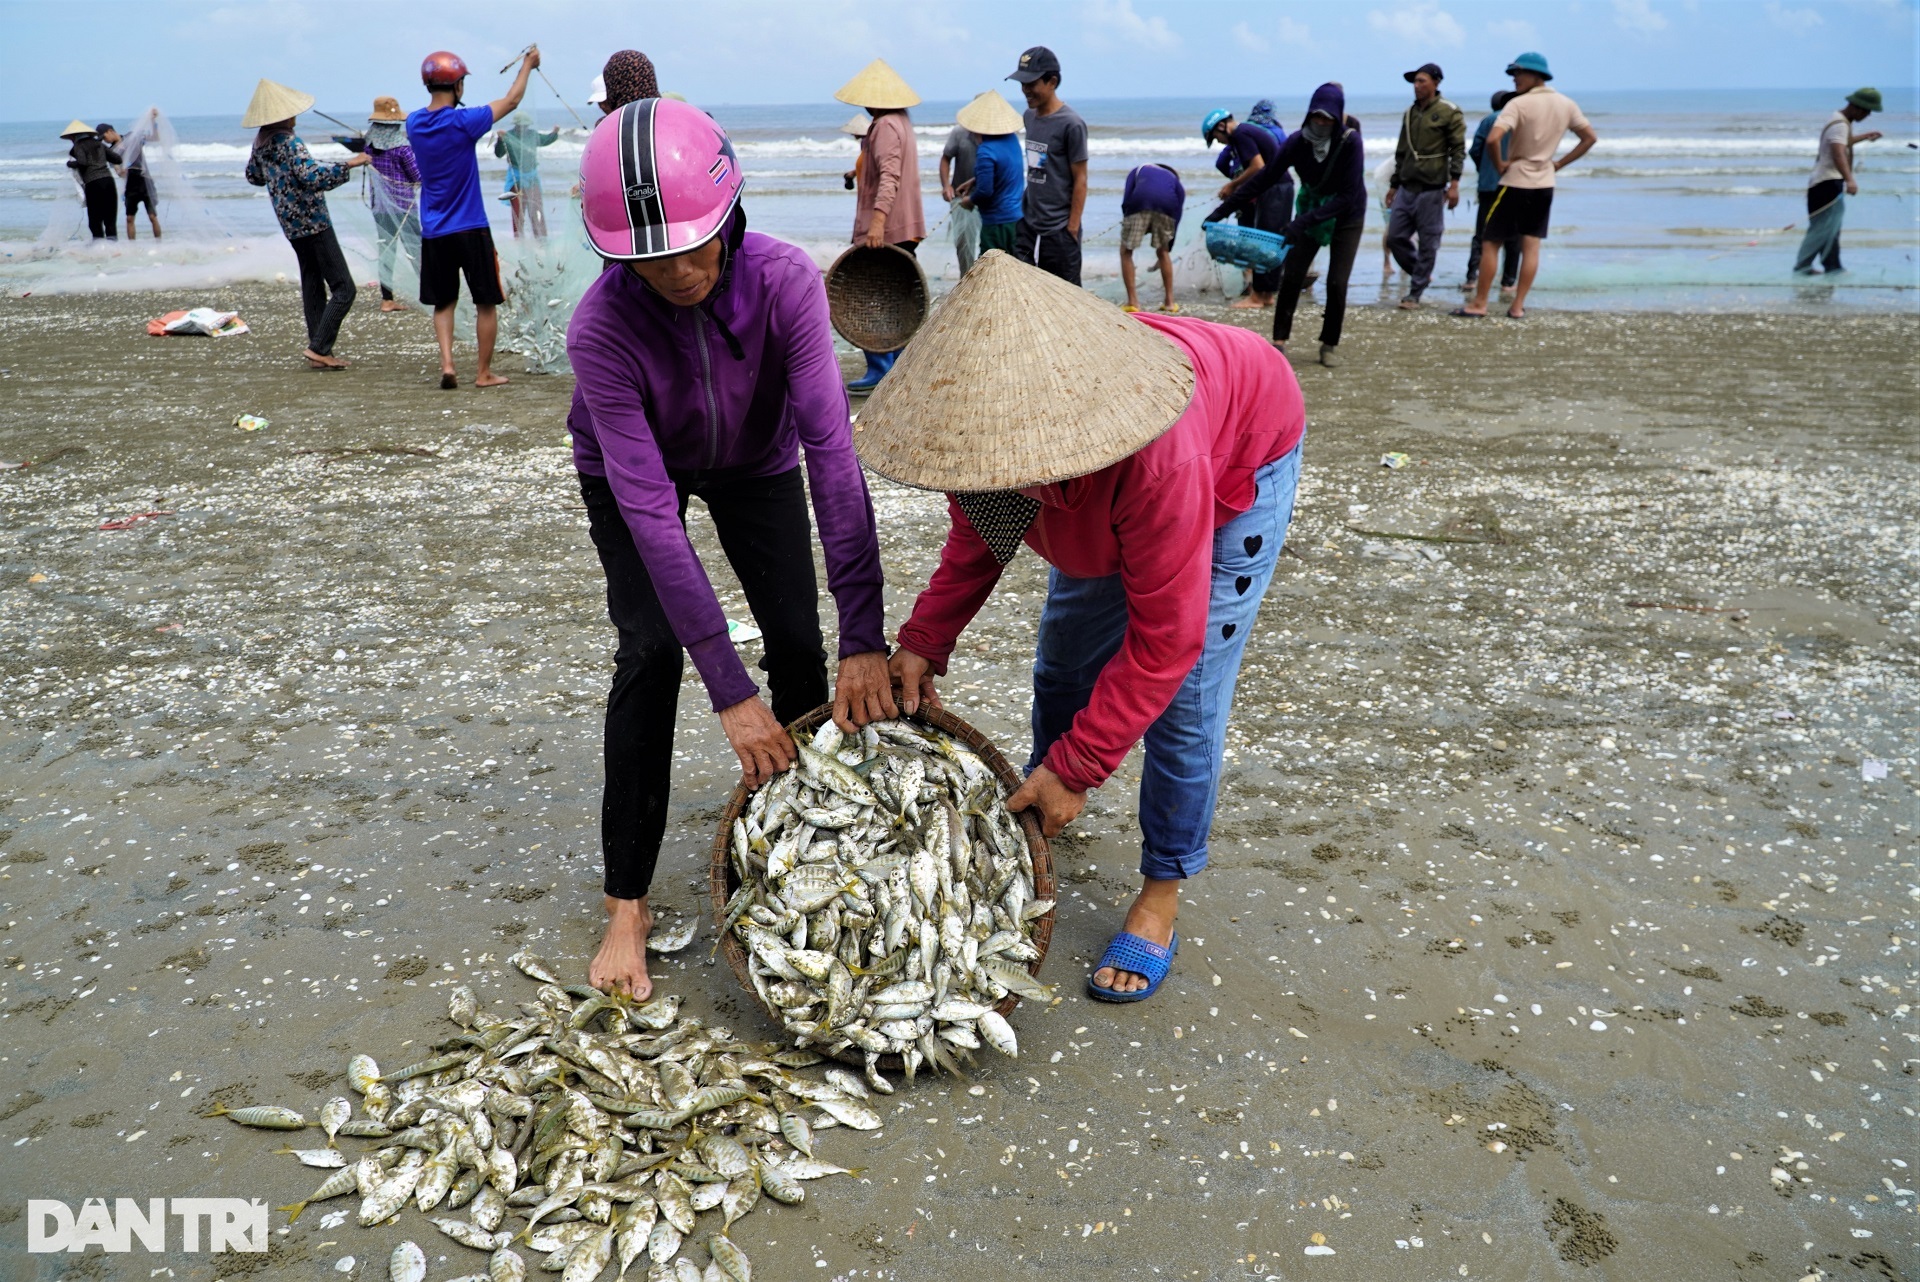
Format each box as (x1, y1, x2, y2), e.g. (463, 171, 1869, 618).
(567, 98, 895, 999)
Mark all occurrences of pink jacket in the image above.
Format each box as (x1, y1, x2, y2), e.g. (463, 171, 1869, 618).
(853, 111, 926, 245)
(896, 314, 1306, 792)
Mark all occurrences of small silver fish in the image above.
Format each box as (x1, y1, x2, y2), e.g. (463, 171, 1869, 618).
(319, 1096, 352, 1146)
(648, 917, 698, 954)
(509, 950, 561, 983)
(390, 1240, 427, 1282)
(275, 1145, 346, 1168)
(205, 1104, 306, 1130)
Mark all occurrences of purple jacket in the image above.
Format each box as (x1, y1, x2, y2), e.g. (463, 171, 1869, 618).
(566, 228, 885, 711)
(1234, 82, 1368, 241)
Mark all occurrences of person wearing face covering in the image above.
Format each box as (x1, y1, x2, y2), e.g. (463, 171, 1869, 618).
(1218, 83, 1367, 369)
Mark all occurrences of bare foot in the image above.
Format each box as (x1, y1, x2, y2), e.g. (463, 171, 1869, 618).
(1093, 881, 1179, 995)
(589, 895, 653, 999)
(303, 349, 346, 369)
(474, 371, 510, 388)
(380, 301, 406, 313)
(1227, 297, 1263, 310)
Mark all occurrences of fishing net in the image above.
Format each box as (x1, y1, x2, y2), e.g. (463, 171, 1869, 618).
(4, 108, 288, 295)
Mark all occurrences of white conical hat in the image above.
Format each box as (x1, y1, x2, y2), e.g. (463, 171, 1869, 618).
(839, 112, 871, 137)
(242, 79, 316, 129)
(59, 119, 94, 139)
(954, 91, 1023, 137)
(833, 59, 920, 110)
(853, 251, 1196, 492)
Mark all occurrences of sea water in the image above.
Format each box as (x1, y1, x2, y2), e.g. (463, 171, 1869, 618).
(1, 89, 1913, 310)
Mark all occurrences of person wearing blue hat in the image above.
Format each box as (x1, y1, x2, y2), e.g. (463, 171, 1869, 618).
(1452, 52, 1596, 320)
(1204, 110, 1289, 308)
(1793, 88, 1884, 275)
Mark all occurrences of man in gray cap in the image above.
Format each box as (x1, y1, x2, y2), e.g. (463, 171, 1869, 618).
(1008, 45, 1089, 285)
(1793, 88, 1883, 275)
(1384, 61, 1464, 309)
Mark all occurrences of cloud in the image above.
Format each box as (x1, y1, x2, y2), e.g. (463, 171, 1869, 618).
(1612, 0, 1669, 33)
(1366, 3, 1465, 47)
(1232, 15, 1313, 54)
(1276, 16, 1314, 47)
(1084, 0, 1181, 52)
(1762, 1, 1824, 34)
(1485, 18, 1539, 49)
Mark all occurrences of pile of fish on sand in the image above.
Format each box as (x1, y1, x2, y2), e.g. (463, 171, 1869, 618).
(722, 717, 1057, 1084)
(208, 952, 878, 1282)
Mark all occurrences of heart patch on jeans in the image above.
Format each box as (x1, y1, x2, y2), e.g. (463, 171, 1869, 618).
(1234, 575, 1252, 596)
(1221, 622, 1237, 639)
(1243, 534, 1263, 556)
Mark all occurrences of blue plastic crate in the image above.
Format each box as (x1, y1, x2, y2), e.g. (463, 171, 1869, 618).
(1203, 221, 1289, 274)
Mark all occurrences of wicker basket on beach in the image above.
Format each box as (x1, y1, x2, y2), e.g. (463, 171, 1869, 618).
(708, 704, 1055, 1070)
(824, 244, 930, 353)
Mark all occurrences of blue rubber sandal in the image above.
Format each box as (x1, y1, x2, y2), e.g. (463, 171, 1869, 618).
(1087, 931, 1179, 1003)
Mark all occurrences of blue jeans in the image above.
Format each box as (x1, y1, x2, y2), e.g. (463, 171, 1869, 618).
(1026, 442, 1302, 881)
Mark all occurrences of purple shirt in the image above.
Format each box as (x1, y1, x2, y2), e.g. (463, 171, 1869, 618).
(566, 230, 886, 710)
(1122, 163, 1186, 223)
(368, 145, 420, 218)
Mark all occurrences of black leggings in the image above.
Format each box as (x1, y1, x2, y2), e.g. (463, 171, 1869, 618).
(83, 177, 118, 239)
(289, 228, 356, 356)
(1274, 219, 1363, 348)
(582, 466, 828, 899)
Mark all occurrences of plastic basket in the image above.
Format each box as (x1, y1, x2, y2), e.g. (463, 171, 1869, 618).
(708, 705, 1055, 1070)
(1203, 221, 1290, 274)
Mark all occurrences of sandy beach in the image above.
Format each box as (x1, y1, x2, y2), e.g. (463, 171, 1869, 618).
(0, 284, 1915, 1282)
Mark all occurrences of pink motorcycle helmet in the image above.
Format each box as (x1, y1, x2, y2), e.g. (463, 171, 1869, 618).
(580, 98, 743, 261)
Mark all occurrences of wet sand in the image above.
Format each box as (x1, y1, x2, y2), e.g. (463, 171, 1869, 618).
(0, 284, 1916, 1282)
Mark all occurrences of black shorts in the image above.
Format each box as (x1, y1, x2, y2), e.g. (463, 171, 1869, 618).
(1482, 185, 1552, 241)
(124, 169, 155, 215)
(419, 226, 505, 308)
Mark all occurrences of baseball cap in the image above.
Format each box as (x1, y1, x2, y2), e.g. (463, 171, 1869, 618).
(1404, 62, 1444, 83)
(1008, 46, 1061, 84)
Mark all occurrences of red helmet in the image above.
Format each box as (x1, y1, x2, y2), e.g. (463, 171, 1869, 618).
(421, 51, 470, 89)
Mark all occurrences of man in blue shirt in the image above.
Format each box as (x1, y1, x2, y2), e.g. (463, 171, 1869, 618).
(954, 91, 1025, 262)
(408, 46, 539, 389)
(1465, 90, 1519, 295)
(1119, 163, 1184, 313)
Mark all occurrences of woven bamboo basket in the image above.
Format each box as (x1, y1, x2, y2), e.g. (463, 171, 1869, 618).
(708, 704, 1054, 1070)
(824, 244, 930, 353)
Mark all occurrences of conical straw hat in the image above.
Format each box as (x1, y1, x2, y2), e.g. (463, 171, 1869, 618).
(242, 79, 316, 129)
(854, 250, 1195, 492)
(59, 119, 94, 139)
(955, 91, 1024, 137)
(833, 59, 921, 110)
(839, 112, 871, 137)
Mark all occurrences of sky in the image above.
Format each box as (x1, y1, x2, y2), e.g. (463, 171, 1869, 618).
(1, 0, 1914, 121)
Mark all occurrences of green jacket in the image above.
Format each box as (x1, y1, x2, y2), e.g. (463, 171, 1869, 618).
(1391, 96, 1465, 191)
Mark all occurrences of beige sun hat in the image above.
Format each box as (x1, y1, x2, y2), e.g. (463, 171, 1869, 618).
(242, 79, 316, 129)
(954, 91, 1024, 137)
(59, 119, 94, 139)
(834, 59, 921, 110)
(853, 250, 1195, 492)
(839, 112, 872, 138)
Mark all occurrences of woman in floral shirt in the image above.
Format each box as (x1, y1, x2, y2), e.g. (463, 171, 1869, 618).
(241, 78, 369, 369)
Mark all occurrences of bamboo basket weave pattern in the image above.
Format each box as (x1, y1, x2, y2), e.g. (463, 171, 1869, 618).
(708, 705, 1055, 1069)
(824, 244, 930, 353)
